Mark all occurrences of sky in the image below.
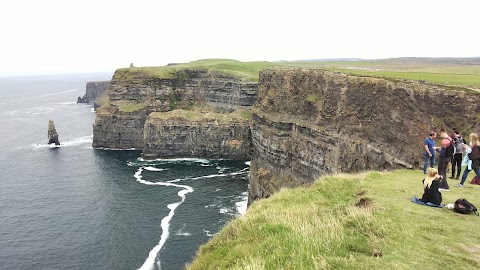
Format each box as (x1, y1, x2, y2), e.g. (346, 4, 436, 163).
(0, 0, 479, 75)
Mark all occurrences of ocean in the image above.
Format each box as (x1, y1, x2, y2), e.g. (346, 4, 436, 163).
(0, 74, 249, 270)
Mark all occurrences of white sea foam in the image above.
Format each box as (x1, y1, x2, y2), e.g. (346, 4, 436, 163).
(219, 208, 230, 214)
(235, 191, 249, 216)
(144, 166, 167, 172)
(167, 168, 248, 183)
(95, 147, 141, 151)
(135, 167, 194, 270)
(203, 229, 215, 237)
(245, 161, 251, 166)
(60, 136, 93, 147)
(175, 225, 191, 236)
(216, 166, 230, 173)
(137, 157, 210, 164)
(30, 135, 93, 150)
(60, 101, 77, 105)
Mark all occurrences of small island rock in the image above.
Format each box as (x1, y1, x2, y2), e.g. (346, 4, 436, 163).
(48, 120, 60, 145)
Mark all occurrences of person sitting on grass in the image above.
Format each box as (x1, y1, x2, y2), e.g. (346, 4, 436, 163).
(421, 168, 443, 205)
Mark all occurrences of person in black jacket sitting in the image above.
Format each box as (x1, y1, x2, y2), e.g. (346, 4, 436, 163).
(421, 168, 443, 205)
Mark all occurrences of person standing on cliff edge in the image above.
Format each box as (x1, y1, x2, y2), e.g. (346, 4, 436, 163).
(436, 129, 453, 190)
(423, 131, 438, 174)
(450, 128, 467, 180)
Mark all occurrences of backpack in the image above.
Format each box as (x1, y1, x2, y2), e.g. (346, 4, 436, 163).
(455, 136, 466, 153)
(454, 199, 479, 215)
(471, 176, 480, 185)
(444, 138, 455, 157)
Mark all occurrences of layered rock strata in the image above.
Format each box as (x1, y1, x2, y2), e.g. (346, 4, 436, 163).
(108, 69, 257, 110)
(92, 68, 257, 153)
(92, 65, 480, 204)
(77, 81, 110, 104)
(143, 110, 251, 159)
(248, 69, 480, 202)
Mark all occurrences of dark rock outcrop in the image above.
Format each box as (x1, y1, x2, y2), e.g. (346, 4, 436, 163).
(77, 81, 110, 104)
(143, 110, 251, 159)
(92, 68, 258, 153)
(48, 120, 60, 145)
(248, 69, 480, 203)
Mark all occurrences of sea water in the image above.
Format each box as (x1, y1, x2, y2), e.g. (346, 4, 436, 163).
(0, 74, 249, 270)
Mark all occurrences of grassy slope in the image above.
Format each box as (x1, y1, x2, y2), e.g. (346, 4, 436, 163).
(117, 58, 480, 88)
(118, 59, 274, 82)
(282, 59, 480, 88)
(148, 109, 252, 123)
(188, 170, 480, 269)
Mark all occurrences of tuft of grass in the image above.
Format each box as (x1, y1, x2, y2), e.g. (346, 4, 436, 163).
(187, 170, 480, 270)
(96, 93, 109, 107)
(115, 100, 146, 112)
(148, 109, 252, 124)
(306, 94, 318, 103)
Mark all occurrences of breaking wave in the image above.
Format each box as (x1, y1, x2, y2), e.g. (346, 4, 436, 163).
(30, 135, 93, 150)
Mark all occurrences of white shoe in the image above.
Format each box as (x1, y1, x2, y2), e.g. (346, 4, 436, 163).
(438, 188, 450, 192)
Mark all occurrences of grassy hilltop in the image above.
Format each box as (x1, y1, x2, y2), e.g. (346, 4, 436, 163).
(187, 170, 480, 269)
(116, 59, 273, 82)
(282, 57, 480, 89)
(117, 58, 480, 89)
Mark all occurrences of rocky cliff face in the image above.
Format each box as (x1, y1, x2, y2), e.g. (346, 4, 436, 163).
(92, 65, 480, 204)
(92, 107, 148, 149)
(92, 68, 257, 154)
(108, 69, 256, 111)
(77, 81, 110, 104)
(248, 69, 480, 202)
(143, 110, 251, 159)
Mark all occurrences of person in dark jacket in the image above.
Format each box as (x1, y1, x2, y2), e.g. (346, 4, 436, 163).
(456, 133, 480, 187)
(421, 168, 443, 205)
(450, 129, 467, 179)
(436, 129, 452, 190)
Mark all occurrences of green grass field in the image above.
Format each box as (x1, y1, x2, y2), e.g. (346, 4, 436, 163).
(117, 58, 480, 89)
(282, 58, 480, 89)
(117, 59, 273, 82)
(187, 169, 480, 270)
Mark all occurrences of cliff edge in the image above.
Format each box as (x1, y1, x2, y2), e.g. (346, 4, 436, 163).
(92, 60, 267, 158)
(77, 81, 110, 105)
(248, 69, 480, 202)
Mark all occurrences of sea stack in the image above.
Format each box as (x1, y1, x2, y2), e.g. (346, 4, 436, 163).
(48, 120, 60, 145)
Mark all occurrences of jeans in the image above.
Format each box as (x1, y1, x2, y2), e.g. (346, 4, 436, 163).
(451, 153, 463, 177)
(460, 167, 480, 185)
(423, 153, 435, 173)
